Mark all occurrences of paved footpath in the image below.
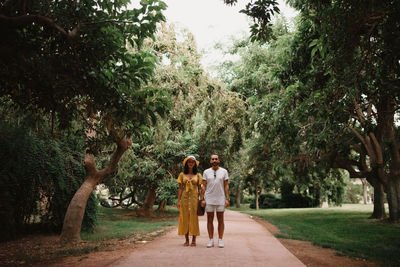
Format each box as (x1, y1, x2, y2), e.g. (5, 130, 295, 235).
(113, 209, 305, 267)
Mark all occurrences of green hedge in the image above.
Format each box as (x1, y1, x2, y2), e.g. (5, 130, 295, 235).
(250, 193, 314, 209)
(0, 124, 97, 241)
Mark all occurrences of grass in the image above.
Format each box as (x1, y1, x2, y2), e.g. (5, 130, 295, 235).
(81, 206, 179, 241)
(235, 204, 400, 266)
(55, 206, 179, 258)
(0, 206, 180, 265)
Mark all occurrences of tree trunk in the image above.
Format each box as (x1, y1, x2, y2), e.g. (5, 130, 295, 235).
(59, 176, 97, 242)
(370, 179, 386, 219)
(60, 136, 132, 243)
(255, 190, 259, 210)
(361, 178, 368, 204)
(235, 184, 241, 208)
(386, 178, 400, 222)
(157, 199, 167, 212)
(138, 187, 157, 217)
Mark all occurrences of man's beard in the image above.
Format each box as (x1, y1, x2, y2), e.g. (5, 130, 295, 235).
(212, 162, 219, 166)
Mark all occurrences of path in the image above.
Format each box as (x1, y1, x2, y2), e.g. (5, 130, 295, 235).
(113, 210, 305, 267)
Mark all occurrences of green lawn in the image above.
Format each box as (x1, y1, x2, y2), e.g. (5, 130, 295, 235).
(81, 206, 179, 241)
(236, 204, 400, 265)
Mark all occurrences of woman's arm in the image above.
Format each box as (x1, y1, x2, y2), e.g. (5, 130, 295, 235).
(177, 183, 183, 209)
(200, 180, 207, 207)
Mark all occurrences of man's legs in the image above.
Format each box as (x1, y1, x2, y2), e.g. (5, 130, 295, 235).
(216, 207, 225, 248)
(216, 211, 224, 239)
(207, 211, 214, 239)
(206, 211, 215, 247)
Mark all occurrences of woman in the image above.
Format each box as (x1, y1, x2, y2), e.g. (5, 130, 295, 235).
(177, 155, 203, 246)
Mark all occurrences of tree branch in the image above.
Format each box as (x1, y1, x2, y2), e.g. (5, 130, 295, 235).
(366, 99, 373, 119)
(0, 14, 68, 36)
(369, 132, 383, 165)
(333, 157, 365, 178)
(348, 125, 377, 165)
(99, 133, 132, 178)
(365, 135, 377, 165)
(353, 98, 365, 125)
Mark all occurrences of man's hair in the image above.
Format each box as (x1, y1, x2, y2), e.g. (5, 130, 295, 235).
(184, 161, 198, 174)
(210, 153, 219, 159)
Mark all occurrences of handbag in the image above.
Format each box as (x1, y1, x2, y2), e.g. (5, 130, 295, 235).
(197, 199, 205, 216)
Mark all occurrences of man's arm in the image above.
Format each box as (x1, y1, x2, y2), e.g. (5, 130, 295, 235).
(201, 180, 207, 199)
(224, 179, 230, 207)
(201, 180, 207, 207)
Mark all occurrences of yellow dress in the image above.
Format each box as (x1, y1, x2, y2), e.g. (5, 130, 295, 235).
(177, 172, 202, 236)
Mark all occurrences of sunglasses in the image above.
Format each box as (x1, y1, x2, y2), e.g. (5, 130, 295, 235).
(214, 171, 216, 179)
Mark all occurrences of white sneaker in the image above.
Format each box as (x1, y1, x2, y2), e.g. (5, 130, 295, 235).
(218, 239, 224, 248)
(207, 239, 214, 248)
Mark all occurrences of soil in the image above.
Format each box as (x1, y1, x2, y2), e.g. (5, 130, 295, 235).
(0, 227, 174, 267)
(0, 216, 378, 267)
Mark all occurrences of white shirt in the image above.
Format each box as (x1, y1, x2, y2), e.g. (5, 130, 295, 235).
(203, 167, 229, 205)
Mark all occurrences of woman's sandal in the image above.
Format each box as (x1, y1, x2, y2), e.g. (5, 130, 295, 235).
(190, 242, 196, 247)
(184, 241, 189, 246)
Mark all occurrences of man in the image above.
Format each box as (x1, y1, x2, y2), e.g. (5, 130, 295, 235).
(201, 153, 229, 248)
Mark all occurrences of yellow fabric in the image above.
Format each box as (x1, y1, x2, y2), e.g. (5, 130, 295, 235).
(177, 172, 202, 236)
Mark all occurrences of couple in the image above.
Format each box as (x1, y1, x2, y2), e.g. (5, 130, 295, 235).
(176, 154, 229, 248)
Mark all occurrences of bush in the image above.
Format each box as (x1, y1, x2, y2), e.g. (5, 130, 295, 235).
(343, 183, 363, 204)
(249, 191, 315, 209)
(280, 181, 315, 208)
(243, 195, 254, 204)
(250, 193, 282, 209)
(281, 193, 313, 208)
(0, 124, 97, 241)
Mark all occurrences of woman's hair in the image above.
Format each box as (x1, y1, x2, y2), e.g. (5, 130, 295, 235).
(184, 161, 198, 174)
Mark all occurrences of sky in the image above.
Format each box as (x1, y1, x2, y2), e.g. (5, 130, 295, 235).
(161, 0, 298, 72)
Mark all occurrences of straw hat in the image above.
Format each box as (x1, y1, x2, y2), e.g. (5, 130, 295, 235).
(183, 155, 199, 166)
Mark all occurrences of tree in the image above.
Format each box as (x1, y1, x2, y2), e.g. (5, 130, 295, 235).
(223, 0, 280, 42)
(284, 0, 400, 220)
(101, 22, 248, 216)
(0, 0, 168, 242)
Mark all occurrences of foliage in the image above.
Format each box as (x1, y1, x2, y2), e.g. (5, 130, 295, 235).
(277, 0, 400, 219)
(0, 0, 170, 240)
(220, 0, 400, 220)
(0, 0, 168, 140)
(224, 0, 280, 42)
(343, 182, 363, 204)
(0, 124, 97, 241)
(102, 23, 247, 208)
(217, 16, 348, 207)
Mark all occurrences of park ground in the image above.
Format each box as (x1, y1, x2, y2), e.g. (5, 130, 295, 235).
(1, 204, 399, 266)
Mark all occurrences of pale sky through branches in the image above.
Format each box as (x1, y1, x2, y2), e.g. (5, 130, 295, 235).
(131, 0, 298, 72)
(162, 0, 298, 73)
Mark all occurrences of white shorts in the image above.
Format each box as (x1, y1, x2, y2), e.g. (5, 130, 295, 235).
(205, 204, 225, 213)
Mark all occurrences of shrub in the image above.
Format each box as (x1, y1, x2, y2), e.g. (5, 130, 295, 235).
(281, 193, 313, 208)
(243, 195, 254, 204)
(343, 183, 363, 204)
(0, 124, 97, 241)
(250, 193, 282, 209)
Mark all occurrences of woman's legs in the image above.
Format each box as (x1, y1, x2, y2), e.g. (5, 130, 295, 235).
(190, 235, 196, 246)
(184, 233, 189, 246)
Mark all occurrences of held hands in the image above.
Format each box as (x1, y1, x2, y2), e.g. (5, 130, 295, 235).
(200, 200, 206, 208)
